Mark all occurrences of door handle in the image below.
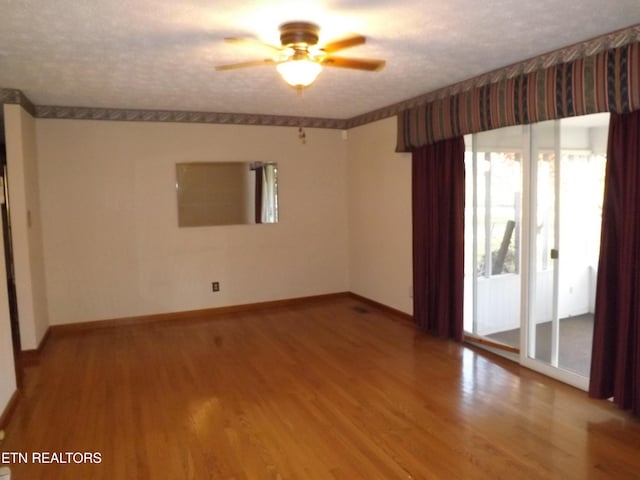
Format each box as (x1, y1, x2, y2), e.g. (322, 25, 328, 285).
(550, 248, 559, 259)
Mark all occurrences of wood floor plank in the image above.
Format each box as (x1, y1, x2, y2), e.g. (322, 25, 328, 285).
(2, 297, 640, 479)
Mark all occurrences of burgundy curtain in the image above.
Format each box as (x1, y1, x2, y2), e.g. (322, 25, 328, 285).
(254, 166, 263, 224)
(412, 137, 465, 341)
(589, 110, 640, 415)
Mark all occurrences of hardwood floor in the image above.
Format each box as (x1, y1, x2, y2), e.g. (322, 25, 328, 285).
(2, 297, 640, 479)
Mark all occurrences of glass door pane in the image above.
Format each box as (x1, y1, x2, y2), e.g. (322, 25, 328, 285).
(555, 115, 607, 377)
(464, 127, 523, 350)
(529, 121, 560, 366)
(527, 114, 608, 380)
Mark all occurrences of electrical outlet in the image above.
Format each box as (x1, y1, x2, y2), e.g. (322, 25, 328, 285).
(212, 282, 220, 292)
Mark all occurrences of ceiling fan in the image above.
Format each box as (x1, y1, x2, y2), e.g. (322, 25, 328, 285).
(216, 21, 386, 88)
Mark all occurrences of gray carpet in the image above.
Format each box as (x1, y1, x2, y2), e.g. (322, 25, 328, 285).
(487, 314, 593, 377)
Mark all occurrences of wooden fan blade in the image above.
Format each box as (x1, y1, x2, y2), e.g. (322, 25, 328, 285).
(321, 34, 366, 53)
(224, 37, 281, 52)
(322, 56, 385, 71)
(215, 59, 276, 71)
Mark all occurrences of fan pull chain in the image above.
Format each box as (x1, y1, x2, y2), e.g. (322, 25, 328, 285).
(297, 87, 307, 145)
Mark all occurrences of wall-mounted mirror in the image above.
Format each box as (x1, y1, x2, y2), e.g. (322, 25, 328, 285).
(176, 162, 278, 227)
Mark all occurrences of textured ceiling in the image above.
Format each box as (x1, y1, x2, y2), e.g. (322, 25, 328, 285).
(1, 1, 639, 120)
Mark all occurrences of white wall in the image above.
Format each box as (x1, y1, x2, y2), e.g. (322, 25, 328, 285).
(3, 104, 49, 350)
(347, 117, 413, 314)
(474, 274, 522, 335)
(0, 109, 17, 416)
(36, 119, 349, 324)
(0, 213, 17, 418)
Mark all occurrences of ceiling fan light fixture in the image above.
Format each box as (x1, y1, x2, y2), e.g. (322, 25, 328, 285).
(218, 22, 384, 88)
(276, 59, 322, 88)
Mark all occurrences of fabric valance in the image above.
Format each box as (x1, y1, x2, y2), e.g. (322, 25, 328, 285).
(397, 41, 640, 152)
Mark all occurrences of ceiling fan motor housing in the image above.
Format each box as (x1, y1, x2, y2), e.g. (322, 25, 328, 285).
(279, 22, 319, 47)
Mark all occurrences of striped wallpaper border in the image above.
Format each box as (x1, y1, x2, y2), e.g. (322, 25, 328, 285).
(32, 105, 349, 130)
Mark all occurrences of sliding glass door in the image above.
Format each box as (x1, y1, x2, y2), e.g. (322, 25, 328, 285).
(464, 114, 609, 389)
(524, 117, 607, 386)
(464, 126, 523, 351)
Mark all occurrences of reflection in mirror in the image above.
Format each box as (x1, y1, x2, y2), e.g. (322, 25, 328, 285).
(176, 162, 278, 227)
